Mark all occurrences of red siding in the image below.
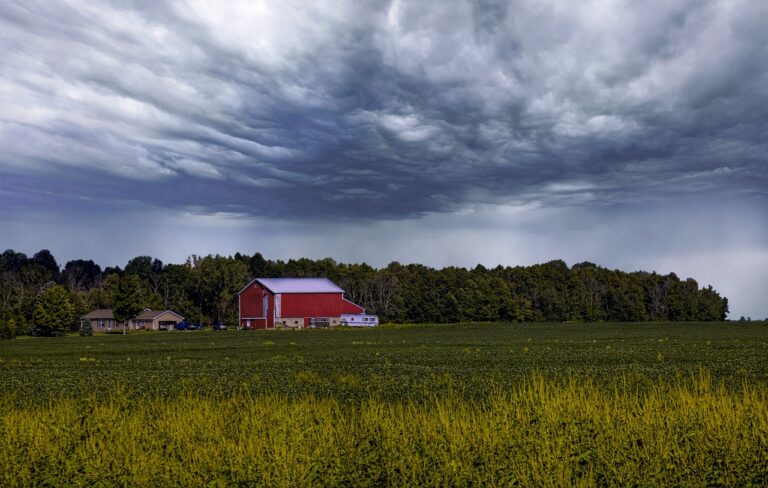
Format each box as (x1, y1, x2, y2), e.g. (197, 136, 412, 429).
(241, 318, 266, 329)
(281, 293, 363, 317)
(239, 283, 265, 319)
(341, 298, 365, 314)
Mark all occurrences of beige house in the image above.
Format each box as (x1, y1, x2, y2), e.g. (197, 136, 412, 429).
(80, 309, 123, 332)
(131, 309, 184, 331)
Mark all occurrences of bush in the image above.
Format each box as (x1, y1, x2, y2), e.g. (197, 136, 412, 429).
(0, 317, 17, 339)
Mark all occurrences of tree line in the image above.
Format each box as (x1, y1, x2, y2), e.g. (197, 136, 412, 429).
(0, 248, 728, 336)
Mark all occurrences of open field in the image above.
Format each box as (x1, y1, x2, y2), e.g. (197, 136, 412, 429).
(2, 322, 768, 403)
(2, 322, 768, 486)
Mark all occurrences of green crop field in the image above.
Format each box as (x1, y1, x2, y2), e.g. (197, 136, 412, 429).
(2, 322, 768, 486)
(3, 322, 768, 402)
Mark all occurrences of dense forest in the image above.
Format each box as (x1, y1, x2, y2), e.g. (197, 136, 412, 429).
(0, 248, 728, 336)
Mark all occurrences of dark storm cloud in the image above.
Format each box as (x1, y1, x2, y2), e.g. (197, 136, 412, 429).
(1, 0, 768, 219)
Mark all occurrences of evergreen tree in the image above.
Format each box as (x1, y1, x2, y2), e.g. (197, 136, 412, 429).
(79, 319, 93, 336)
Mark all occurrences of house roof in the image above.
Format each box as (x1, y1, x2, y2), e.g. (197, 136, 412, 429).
(239, 277, 345, 295)
(133, 309, 184, 320)
(81, 309, 114, 320)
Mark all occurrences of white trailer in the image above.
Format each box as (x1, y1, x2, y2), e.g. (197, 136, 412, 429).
(340, 314, 379, 327)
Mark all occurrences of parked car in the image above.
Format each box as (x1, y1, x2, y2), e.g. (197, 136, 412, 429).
(175, 321, 204, 331)
(213, 322, 228, 331)
(174, 321, 190, 331)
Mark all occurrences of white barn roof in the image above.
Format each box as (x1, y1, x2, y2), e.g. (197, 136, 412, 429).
(252, 278, 344, 294)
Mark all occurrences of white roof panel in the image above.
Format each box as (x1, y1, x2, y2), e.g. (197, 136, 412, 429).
(255, 278, 344, 294)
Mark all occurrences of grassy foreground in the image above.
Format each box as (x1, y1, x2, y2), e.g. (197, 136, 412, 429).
(2, 372, 767, 487)
(2, 322, 768, 485)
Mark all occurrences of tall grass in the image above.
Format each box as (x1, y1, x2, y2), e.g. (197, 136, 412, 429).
(2, 372, 767, 487)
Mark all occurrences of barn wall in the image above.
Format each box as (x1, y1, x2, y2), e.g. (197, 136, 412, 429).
(275, 317, 304, 329)
(240, 282, 265, 319)
(341, 298, 365, 314)
(241, 318, 266, 329)
(281, 293, 361, 318)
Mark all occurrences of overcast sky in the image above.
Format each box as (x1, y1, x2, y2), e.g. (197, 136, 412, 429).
(1, 0, 766, 318)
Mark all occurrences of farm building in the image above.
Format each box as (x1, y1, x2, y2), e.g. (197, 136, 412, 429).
(80, 308, 184, 331)
(80, 309, 121, 332)
(238, 277, 370, 329)
(132, 309, 184, 331)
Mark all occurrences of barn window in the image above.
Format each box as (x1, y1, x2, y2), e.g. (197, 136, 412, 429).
(294, 320, 299, 324)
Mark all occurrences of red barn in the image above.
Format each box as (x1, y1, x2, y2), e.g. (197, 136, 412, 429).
(237, 278, 365, 329)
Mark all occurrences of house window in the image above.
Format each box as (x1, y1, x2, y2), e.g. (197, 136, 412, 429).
(98, 319, 104, 327)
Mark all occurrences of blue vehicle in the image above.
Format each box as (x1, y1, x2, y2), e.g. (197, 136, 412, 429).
(174, 321, 190, 331)
(173, 320, 204, 331)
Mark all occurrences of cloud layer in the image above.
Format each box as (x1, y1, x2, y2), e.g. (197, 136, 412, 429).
(1, 1, 767, 318)
(2, 0, 767, 219)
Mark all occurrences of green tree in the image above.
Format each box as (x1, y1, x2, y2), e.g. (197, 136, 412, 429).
(33, 285, 74, 336)
(246, 252, 267, 278)
(442, 292, 462, 323)
(158, 263, 195, 317)
(516, 297, 534, 322)
(31, 250, 59, 281)
(86, 273, 120, 310)
(68, 290, 90, 332)
(62, 259, 102, 291)
(0, 316, 17, 339)
(114, 275, 145, 334)
(124, 256, 153, 281)
(0, 249, 29, 272)
(193, 255, 249, 324)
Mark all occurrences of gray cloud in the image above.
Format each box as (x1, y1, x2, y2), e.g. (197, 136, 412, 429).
(1, 0, 766, 219)
(2, 1, 767, 319)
